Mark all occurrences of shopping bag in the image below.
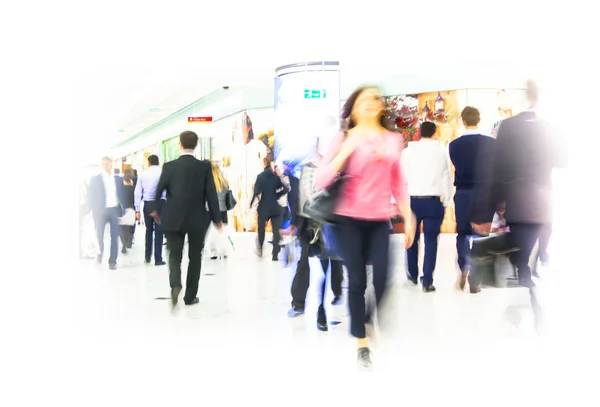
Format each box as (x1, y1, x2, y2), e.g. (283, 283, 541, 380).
(207, 225, 232, 257)
(119, 208, 136, 226)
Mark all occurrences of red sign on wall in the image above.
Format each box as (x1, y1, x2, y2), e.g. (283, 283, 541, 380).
(188, 116, 213, 123)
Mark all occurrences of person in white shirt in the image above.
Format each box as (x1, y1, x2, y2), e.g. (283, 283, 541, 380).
(401, 121, 452, 292)
(86, 157, 125, 270)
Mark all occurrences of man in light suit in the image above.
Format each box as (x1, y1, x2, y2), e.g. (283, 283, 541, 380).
(148, 131, 222, 307)
(87, 157, 126, 270)
(471, 80, 566, 288)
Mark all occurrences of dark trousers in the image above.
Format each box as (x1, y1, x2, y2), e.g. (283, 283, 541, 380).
(129, 224, 135, 247)
(257, 210, 283, 259)
(454, 189, 473, 271)
(120, 224, 131, 249)
(290, 230, 343, 309)
(143, 200, 165, 263)
(220, 211, 228, 224)
(507, 223, 543, 286)
(406, 197, 445, 286)
(94, 206, 121, 265)
(166, 226, 206, 303)
(538, 223, 552, 263)
(334, 218, 389, 339)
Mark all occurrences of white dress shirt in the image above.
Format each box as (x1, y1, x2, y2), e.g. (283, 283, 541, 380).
(101, 171, 119, 208)
(401, 138, 452, 207)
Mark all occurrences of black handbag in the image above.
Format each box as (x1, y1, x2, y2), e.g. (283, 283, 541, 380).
(225, 190, 237, 210)
(302, 131, 350, 225)
(302, 174, 350, 225)
(471, 232, 519, 258)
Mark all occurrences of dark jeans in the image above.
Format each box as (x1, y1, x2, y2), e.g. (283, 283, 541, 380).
(120, 224, 131, 249)
(257, 210, 283, 259)
(507, 223, 543, 286)
(406, 197, 445, 286)
(334, 217, 389, 339)
(538, 223, 552, 263)
(143, 200, 165, 263)
(290, 228, 343, 310)
(94, 206, 121, 265)
(166, 226, 206, 303)
(454, 189, 473, 272)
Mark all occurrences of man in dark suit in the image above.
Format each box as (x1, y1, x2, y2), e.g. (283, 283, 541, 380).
(449, 106, 496, 292)
(251, 158, 289, 260)
(148, 131, 222, 307)
(87, 157, 126, 270)
(471, 80, 566, 288)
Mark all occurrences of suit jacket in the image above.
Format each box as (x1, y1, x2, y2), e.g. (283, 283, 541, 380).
(149, 155, 220, 233)
(87, 174, 126, 220)
(471, 111, 566, 224)
(251, 167, 289, 216)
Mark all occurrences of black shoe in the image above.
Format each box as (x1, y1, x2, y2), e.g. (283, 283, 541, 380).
(155, 261, 166, 266)
(121, 247, 127, 254)
(145, 258, 151, 264)
(272, 257, 278, 262)
(357, 347, 372, 372)
(331, 296, 342, 306)
(210, 256, 218, 260)
(518, 278, 535, 288)
(171, 287, 182, 307)
(184, 297, 200, 306)
(109, 264, 117, 271)
(409, 278, 418, 285)
(317, 321, 328, 331)
(422, 284, 436, 293)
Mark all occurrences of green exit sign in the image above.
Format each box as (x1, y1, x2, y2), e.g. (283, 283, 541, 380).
(304, 89, 327, 99)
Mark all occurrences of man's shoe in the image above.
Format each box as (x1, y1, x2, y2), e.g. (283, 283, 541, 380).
(287, 306, 305, 318)
(422, 284, 436, 293)
(109, 264, 117, 271)
(155, 261, 166, 266)
(184, 297, 200, 306)
(171, 287, 182, 307)
(357, 347, 373, 372)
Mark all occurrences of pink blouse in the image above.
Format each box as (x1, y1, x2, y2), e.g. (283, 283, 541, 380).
(317, 130, 408, 221)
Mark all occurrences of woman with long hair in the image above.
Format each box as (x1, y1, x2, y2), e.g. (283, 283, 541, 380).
(211, 162, 229, 225)
(317, 86, 416, 371)
(120, 169, 136, 253)
(210, 162, 230, 259)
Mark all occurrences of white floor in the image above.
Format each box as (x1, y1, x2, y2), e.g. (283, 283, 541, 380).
(70, 228, 591, 403)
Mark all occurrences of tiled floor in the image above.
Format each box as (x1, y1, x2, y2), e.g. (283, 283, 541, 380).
(71, 227, 588, 402)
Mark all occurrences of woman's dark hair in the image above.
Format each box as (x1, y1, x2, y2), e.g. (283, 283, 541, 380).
(242, 113, 254, 141)
(341, 86, 392, 131)
(526, 79, 539, 103)
(123, 169, 134, 182)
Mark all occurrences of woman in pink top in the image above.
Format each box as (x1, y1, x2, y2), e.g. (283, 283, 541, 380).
(317, 87, 416, 371)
